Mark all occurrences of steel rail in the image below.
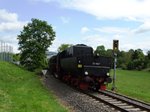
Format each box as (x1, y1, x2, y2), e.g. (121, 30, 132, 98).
(98, 90, 150, 112)
(82, 90, 150, 112)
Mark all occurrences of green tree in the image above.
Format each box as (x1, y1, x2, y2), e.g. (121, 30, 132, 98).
(145, 51, 150, 68)
(147, 51, 150, 59)
(57, 44, 72, 52)
(127, 49, 146, 70)
(13, 53, 20, 62)
(94, 45, 106, 56)
(132, 49, 144, 60)
(128, 49, 134, 56)
(18, 18, 55, 71)
(117, 51, 127, 69)
(105, 49, 113, 57)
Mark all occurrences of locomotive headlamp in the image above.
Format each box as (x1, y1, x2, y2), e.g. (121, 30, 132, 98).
(78, 64, 82, 68)
(85, 71, 88, 75)
(107, 73, 110, 76)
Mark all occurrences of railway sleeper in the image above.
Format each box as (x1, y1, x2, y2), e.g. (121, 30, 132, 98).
(108, 101, 122, 104)
(101, 96, 113, 100)
(114, 103, 128, 106)
(104, 99, 118, 102)
(125, 108, 141, 111)
(119, 105, 134, 109)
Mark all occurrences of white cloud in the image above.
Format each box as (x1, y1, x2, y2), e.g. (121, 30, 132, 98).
(121, 40, 150, 54)
(48, 38, 61, 52)
(65, 0, 150, 21)
(81, 34, 111, 50)
(94, 27, 130, 34)
(81, 26, 90, 34)
(36, 0, 150, 21)
(0, 9, 28, 53)
(133, 20, 150, 34)
(93, 23, 150, 35)
(0, 9, 27, 32)
(0, 35, 17, 43)
(0, 35, 19, 53)
(0, 21, 27, 32)
(60, 16, 70, 24)
(112, 34, 123, 40)
(48, 36, 78, 52)
(0, 9, 18, 22)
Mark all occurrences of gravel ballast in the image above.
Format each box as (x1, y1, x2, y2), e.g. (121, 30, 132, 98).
(42, 74, 117, 112)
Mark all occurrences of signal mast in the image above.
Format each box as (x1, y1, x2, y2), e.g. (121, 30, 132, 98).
(112, 40, 119, 91)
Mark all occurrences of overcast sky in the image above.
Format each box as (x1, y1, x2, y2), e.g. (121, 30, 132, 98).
(0, 0, 150, 53)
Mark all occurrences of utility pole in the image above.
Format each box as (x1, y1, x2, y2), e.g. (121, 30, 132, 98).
(112, 40, 119, 91)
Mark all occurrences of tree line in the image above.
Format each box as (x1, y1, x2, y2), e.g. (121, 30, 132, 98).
(94, 45, 150, 71)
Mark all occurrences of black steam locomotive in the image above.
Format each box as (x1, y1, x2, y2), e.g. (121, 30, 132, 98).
(48, 44, 112, 90)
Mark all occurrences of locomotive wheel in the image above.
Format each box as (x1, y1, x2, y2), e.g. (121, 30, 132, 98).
(89, 82, 100, 91)
(79, 82, 89, 90)
(95, 85, 100, 91)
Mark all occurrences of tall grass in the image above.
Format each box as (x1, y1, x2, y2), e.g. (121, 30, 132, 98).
(0, 61, 67, 112)
(109, 69, 150, 103)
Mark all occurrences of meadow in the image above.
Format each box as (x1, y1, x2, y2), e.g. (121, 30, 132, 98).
(109, 69, 150, 103)
(0, 61, 67, 112)
(1, 60, 149, 112)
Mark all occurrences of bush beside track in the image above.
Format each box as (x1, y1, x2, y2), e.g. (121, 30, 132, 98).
(0, 61, 67, 112)
(109, 69, 150, 103)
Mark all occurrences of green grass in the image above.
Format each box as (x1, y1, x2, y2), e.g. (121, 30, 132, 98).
(108, 69, 150, 103)
(0, 61, 68, 112)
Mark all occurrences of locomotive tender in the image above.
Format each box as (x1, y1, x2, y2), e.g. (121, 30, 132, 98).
(48, 44, 112, 90)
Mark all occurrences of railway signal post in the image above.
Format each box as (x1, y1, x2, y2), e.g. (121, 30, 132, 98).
(112, 40, 119, 91)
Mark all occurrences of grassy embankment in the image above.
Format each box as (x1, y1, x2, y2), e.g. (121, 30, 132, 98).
(0, 61, 67, 112)
(108, 69, 150, 103)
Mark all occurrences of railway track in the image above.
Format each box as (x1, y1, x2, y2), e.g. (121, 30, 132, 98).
(50, 73, 150, 112)
(81, 90, 150, 112)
